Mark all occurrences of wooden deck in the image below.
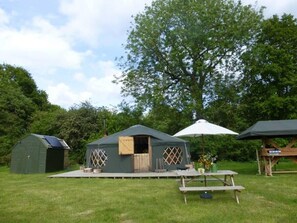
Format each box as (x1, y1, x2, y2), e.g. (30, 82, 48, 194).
(49, 170, 179, 179)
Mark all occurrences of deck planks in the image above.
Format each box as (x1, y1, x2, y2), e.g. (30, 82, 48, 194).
(49, 170, 179, 179)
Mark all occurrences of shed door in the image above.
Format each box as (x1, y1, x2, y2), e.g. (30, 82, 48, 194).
(25, 145, 38, 174)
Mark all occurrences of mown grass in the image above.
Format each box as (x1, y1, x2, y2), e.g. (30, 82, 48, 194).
(0, 161, 296, 223)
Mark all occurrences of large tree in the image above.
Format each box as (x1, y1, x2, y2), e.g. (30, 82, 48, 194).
(0, 64, 49, 164)
(117, 0, 263, 119)
(29, 105, 67, 136)
(240, 14, 297, 125)
(0, 83, 35, 164)
(0, 64, 63, 164)
(0, 64, 49, 111)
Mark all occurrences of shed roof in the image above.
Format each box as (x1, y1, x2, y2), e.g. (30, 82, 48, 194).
(88, 124, 187, 145)
(32, 134, 70, 149)
(237, 119, 297, 140)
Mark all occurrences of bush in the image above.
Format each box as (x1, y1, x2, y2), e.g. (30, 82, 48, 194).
(188, 136, 261, 162)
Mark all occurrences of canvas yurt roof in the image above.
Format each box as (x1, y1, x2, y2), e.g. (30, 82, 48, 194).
(88, 124, 187, 145)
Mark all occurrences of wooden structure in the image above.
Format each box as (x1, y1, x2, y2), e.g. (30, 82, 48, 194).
(257, 138, 297, 176)
(237, 120, 297, 176)
(176, 170, 245, 204)
(49, 169, 179, 178)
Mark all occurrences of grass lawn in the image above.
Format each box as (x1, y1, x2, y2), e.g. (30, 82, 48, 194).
(0, 161, 297, 223)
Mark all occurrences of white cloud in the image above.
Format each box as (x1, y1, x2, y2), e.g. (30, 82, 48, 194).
(0, 1, 140, 109)
(74, 72, 86, 81)
(46, 60, 123, 108)
(59, 0, 152, 46)
(0, 17, 85, 73)
(241, 0, 297, 17)
(0, 8, 9, 26)
(87, 60, 122, 98)
(47, 82, 92, 108)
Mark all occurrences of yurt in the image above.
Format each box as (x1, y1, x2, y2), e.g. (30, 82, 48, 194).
(86, 125, 190, 173)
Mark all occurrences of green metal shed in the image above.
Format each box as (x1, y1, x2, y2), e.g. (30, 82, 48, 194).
(86, 125, 190, 173)
(10, 134, 70, 174)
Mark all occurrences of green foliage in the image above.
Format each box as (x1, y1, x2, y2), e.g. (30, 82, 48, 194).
(187, 135, 259, 162)
(240, 14, 297, 125)
(117, 0, 263, 118)
(0, 64, 49, 110)
(204, 74, 244, 131)
(57, 101, 101, 163)
(142, 103, 193, 135)
(106, 102, 144, 133)
(29, 105, 67, 135)
(0, 65, 38, 164)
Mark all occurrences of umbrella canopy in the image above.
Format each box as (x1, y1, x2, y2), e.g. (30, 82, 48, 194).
(174, 119, 238, 137)
(174, 119, 238, 155)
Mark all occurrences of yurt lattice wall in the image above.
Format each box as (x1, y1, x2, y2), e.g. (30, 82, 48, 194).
(163, 146, 183, 165)
(90, 149, 108, 168)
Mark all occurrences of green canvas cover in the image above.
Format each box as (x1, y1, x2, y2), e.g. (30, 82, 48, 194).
(237, 119, 297, 140)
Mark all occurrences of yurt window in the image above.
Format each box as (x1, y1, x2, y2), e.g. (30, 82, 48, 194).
(163, 146, 183, 165)
(90, 149, 108, 168)
(134, 136, 149, 154)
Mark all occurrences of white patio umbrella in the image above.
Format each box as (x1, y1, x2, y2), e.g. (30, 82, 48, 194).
(174, 119, 238, 154)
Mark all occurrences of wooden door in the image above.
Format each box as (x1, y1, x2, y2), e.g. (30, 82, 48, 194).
(134, 153, 150, 172)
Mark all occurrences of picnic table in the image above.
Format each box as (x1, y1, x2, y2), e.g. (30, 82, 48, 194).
(176, 169, 245, 204)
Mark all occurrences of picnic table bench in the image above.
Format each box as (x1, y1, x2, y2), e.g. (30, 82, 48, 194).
(179, 185, 245, 204)
(176, 170, 245, 204)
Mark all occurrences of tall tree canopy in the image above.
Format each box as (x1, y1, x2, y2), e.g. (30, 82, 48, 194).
(0, 64, 50, 164)
(56, 102, 100, 163)
(117, 0, 263, 119)
(240, 14, 297, 124)
(0, 64, 49, 111)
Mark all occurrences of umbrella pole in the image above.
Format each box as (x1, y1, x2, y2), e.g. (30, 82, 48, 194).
(201, 134, 205, 155)
(201, 134, 207, 186)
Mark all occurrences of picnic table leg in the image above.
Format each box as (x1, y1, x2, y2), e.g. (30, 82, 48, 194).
(181, 176, 186, 187)
(234, 190, 240, 204)
(223, 175, 233, 186)
(230, 175, 235, 186)
(230, 175, 241, 204)
(183, 192, 187, 204)
(224, 175, 227, 186)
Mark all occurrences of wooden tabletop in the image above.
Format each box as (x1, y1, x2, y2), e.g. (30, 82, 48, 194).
(176, 169, 238, 177)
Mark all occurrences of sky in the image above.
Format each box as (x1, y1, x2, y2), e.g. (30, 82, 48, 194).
(1, 0, 297, 109)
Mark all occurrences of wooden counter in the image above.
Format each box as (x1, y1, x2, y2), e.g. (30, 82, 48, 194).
(257, 138, 297, 176)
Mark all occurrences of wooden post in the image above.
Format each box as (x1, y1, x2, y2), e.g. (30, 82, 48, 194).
(256, 149, 261, 175)
(268, 157, 272, 176)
